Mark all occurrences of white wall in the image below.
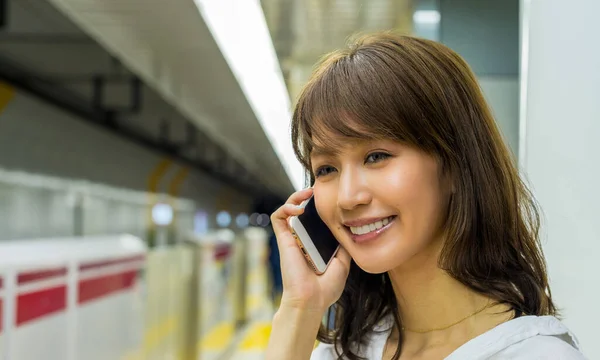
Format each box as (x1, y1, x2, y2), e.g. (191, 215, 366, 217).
(521, 0, 600, 357)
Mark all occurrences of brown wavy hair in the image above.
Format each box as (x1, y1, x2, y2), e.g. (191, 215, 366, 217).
(290, 32, 556, 360)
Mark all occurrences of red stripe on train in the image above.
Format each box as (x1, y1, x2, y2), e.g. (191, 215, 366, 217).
(10, 269, 138, 327)
(78, 270, 138, 304)
(16, 285, 67, 326)
(18, 267, 67, 285)
(79, 255, 144, 272)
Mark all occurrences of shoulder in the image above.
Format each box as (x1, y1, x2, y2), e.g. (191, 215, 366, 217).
(310, 316, 394, 360)
(498, 334, 587, 359)
(446, 315, 587, 360)
(310, 343, 338, 360)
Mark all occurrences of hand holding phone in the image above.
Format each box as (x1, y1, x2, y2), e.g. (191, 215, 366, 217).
(288, 195, 340, 274)
(270, 188, 351, 312)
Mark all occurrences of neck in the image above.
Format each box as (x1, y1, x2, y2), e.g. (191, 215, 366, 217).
(388, 242, 490, 336)
(385, 242, 515, 357)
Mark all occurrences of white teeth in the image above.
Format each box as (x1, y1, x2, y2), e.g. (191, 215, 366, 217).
(349, 217, 394, 235)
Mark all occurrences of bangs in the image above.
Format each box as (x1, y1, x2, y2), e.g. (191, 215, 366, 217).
(291, 45, 429, 178)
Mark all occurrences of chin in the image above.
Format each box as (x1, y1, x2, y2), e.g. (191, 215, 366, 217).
(352, 255, 396, 274)
(356, 264, 391, 275)
(348, 242, 418, 275)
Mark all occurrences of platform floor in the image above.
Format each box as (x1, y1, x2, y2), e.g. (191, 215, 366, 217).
(200, 255, 274, 360)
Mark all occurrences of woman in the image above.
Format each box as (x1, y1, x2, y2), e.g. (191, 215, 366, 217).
(266, 33, 586, 359)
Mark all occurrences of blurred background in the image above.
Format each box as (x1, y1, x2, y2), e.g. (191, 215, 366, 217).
(0, 0, 597, 359)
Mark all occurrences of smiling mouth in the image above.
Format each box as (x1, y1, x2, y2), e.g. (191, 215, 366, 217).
(347, 216, 396, 235)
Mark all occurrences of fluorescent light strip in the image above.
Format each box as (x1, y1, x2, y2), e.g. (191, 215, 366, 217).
(413, 10, 441, 24)
(194, 0, 304, 190)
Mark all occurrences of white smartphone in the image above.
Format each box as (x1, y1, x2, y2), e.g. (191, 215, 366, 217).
(288, 195, 340, 274)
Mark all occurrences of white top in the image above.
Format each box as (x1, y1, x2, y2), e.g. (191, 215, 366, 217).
(311, 315, 587, 359)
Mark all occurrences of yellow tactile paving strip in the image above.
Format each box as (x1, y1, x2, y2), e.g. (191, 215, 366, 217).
(200, 322, 236, 351)
(226, 255, 275, 359)
(239, 322, 272, 350)
(202, 241, 272, 359)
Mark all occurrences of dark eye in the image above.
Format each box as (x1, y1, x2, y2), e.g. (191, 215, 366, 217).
(365, 152, 391, 164)
(314, 165, 336, 178)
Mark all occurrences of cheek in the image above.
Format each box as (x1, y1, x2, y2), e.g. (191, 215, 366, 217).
(402, 184, 448, 245)
(381, 158, 446, 234)
(377, 162, 434, 207)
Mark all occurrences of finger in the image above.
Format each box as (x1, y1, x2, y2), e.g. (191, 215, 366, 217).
(270, 188, 313, 244)
(322, 246, 351, 283)
(284, 187, 313, 206)
(271, 188, 313, 225)
(334, 246, 352, 271)
(270, 204, 302, 234)
(279, 203, 306, 217)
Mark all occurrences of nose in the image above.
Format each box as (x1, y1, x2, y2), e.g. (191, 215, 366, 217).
(337, 168, 372, 210)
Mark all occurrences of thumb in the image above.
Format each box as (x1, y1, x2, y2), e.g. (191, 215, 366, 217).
(322, 247, 351, 285)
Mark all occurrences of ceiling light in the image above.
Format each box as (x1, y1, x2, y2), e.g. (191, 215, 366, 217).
(413, 10, 441, 24)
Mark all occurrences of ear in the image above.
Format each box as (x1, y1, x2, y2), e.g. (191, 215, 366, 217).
(438, 157, 456, 195)
(449, 175, 456, 194)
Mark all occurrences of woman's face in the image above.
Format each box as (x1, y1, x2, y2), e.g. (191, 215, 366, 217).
(310, 135, 451, 274)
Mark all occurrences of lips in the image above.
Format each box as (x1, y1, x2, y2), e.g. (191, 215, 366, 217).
(344, 215, 397, 244)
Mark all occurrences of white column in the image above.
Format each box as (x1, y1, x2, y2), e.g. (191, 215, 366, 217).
(520, 0, 600, 357)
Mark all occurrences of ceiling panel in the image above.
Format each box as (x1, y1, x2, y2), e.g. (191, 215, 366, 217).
(44, 0, 295, 197)
(262, 0, 414, 102)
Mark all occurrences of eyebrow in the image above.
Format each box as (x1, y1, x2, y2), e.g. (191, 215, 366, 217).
(310, 145, 340, 158)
